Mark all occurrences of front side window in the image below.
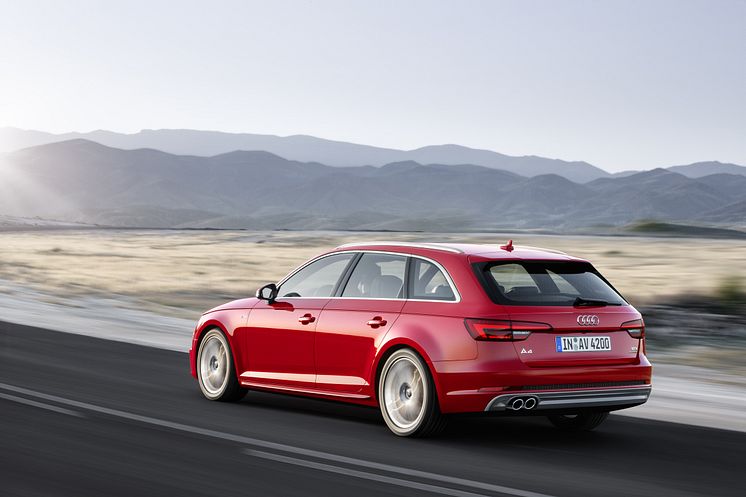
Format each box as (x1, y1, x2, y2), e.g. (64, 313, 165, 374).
(409, 258, 456, 301)
(279, 253, 354, 298)
(342, 253, 406, 299)
(477, 261, 626, 306)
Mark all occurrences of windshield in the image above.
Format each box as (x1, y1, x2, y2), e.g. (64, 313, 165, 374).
(476, 261, 627, 306)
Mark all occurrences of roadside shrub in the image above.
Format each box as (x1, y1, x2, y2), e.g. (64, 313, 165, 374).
(715, 277, 746, 313)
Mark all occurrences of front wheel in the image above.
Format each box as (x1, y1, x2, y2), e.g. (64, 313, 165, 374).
(547, 411, 609, 431)
(197, 329, 247, 402)
(378, 348, 446, 437)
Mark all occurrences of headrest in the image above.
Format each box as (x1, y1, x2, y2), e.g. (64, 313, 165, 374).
(370, 275, 402, 298)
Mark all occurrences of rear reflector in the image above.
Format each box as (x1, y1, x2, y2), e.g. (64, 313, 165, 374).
(621, 319, 645, 338)
(464, 319, 552, 341)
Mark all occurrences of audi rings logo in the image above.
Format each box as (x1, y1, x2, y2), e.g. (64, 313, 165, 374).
(577, 315, 600, 326)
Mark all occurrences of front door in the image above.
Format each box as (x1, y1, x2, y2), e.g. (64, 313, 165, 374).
(243, 252, 356, 390)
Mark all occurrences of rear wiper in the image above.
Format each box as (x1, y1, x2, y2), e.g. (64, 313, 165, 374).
(573, 297, 622, 307)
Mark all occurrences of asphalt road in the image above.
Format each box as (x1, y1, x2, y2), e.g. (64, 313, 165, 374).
(1, 321, 743, 497)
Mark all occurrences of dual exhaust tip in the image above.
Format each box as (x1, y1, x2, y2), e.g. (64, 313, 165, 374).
(508, 396, 538, 411)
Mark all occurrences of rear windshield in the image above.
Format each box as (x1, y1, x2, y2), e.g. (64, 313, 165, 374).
(475, 261, 627, 306)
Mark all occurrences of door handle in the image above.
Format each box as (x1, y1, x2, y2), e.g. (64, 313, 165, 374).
(366, 316, 387, 328)
(298, 313, 316, 325)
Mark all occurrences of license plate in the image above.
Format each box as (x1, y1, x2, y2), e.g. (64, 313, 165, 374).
(556, 336, 611, 353)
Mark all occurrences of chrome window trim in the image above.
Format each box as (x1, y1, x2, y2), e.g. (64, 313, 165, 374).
(274, 250, 461, 303)
(335, 242, 463, 254)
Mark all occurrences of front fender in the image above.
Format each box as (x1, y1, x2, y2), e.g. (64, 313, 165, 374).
(189, 309, 249, 379)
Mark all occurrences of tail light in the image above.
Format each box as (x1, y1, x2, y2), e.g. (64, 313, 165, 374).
(464, 319, 552, 341)
(621, 319, 645, 338)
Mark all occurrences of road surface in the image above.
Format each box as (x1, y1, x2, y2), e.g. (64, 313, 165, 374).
(0, 321, 742, 497)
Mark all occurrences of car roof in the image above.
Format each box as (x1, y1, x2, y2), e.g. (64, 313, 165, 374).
(333, 241, 587, 262)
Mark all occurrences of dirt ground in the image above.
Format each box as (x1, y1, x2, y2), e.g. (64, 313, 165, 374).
(1, 229, 744, 313)
(1, 228, 745, 378)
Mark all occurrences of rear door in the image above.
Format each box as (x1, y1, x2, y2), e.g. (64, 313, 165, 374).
(314, 252, 407, 395)
(477, 260, 642, 367)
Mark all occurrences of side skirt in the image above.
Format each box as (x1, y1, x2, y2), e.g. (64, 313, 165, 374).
(240, 380, 372, 400)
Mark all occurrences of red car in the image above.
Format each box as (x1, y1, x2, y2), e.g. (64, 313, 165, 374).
(189, 241, 652, 437)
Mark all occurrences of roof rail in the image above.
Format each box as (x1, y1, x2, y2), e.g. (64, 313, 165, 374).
(335, 241, 463, 254)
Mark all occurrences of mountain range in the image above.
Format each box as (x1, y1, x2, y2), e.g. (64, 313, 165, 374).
(0, 139, 743, 231)
(3, 127, 745, 184)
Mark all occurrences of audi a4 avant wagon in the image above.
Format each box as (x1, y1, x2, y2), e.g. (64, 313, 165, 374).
(189, 241, 652, 437)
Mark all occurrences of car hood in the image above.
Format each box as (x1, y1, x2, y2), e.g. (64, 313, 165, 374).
(203, 297, 259, 315)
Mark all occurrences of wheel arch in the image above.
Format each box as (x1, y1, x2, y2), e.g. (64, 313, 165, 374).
(372, 338, 445, 409)
(192, 318, 243, 380)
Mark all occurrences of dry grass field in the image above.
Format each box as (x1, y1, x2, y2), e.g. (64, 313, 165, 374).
(1, 229, 744, 314)
(1, 228, 745, 378)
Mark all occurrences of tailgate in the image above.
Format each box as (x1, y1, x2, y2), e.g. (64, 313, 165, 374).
(508, 306, 642, 367)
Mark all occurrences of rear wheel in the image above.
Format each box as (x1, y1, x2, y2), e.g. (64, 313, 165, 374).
(197, 329, 247, 402)
(378, 348, 446, 437)
(547, 411, 608, 431)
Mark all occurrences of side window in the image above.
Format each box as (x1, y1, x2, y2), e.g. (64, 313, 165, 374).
(279, 254, 354, 298)
(488, 263, 540, 298)
(409, 258, 456, 301)
(342, 253, 406, 299)
(547, 269, 581, 296)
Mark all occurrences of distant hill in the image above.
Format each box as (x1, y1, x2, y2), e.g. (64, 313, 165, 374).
(1, 140, 743, 231)
(0, 127, 609, 183)
(696, 200, 746, 224)
(4, 127, 742, 183)
(667, 161, 746, 178)
(623, 221, 746, 239)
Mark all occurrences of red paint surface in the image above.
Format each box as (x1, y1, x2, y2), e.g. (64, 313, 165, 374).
(189, 243, 652, 413)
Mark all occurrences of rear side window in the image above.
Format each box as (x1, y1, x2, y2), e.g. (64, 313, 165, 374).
(409, 258, 456, 301)
(476, 261, 626, 306)
(342, 253, 406, 299)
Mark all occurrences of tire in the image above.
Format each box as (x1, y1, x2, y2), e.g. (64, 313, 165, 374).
(196, 328, 247, 402)
(378, 348, 446, 437)
(547, 411, 609, 432)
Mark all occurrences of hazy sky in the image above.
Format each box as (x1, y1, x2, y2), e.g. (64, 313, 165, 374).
(1, 0, 744, 171)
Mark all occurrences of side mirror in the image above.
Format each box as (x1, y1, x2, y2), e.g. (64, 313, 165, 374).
(256, 283, 278, 302)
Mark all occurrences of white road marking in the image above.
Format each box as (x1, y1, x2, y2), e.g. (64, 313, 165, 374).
(246, 449, 491, 497)
(0, 382, 555, 497)
(0, 392, 84, 417)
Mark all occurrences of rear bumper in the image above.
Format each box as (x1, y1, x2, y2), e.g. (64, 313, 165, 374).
(485, 385, 652, 412)
(433, 352, 652, 413)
